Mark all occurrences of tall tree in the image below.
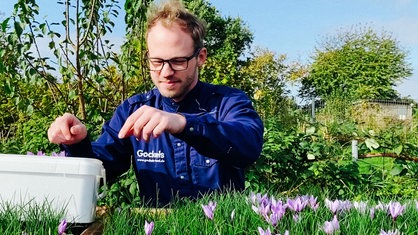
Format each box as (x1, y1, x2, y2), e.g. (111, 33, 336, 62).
(183, 0, 253, 88)
(0, 0, 123, 153)
(1, 0, 121, 120)
(240, 47, 292, 120)
(118, 0, 152, 98)
(300, 26, 413, 100)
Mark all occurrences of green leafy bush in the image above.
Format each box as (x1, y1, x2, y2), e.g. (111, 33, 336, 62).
(246, 117, 363, 199)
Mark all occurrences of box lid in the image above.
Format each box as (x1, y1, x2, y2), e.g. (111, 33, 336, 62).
(0, 154, 104, 176)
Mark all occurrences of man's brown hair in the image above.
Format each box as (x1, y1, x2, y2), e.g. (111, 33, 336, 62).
(146, 0, 207, 49)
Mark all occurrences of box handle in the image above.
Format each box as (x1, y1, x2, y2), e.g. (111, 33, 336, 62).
(97, 167, 107, 199)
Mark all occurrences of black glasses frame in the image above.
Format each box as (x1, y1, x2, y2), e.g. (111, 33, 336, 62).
(146, 47, 202, 72)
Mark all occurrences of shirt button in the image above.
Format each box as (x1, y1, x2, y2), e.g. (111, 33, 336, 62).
(205, 159, 210, 164)
(180, 175, 185, 180)
(176, 143, 181, 147)
(189, 127, 194, 132)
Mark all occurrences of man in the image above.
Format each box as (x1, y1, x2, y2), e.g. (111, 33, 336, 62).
(48, 0, 263, 206)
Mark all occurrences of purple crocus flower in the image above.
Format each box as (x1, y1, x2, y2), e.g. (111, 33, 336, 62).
(52, 151, 66, 157)
(353, 201, 368, 215)
(201, 201, 217, 220)
(267, 211, 282, 226)
(380, 229, 401, 235)
(258, 227, 289, 235)
(387, 201, 405, 221)
(27, 151, 66, 156)
(375, 201, 388, 212)
(293, 213, 301, 222)
(257, 202, 272, 220)
(251, 195, 286, 226)
(249, 192, 261, 204)
(286, 197, 308, 213)
(258, 227, 273, 235)
(322, 215, 340, 234)
(144, 220, 154, 235)
(249, 192, 270, 208)
(302, 195, 319, 211)
(325, 199, 352, 214)
(369, 207, 375, 220)
(250, 193, 290, 233)
(325, 199, 341, 214)
(325, 198, 341, 215)
(58, 219, 67, 235)
(270, 197, 286, 214)
(269, 198, 286, 225)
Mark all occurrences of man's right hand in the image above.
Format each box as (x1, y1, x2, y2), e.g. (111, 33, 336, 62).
(47, 113, 87, 145)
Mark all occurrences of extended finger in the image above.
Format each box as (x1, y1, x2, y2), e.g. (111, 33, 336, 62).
(118, 119, 133, 138)
(118, 109, 144, 138)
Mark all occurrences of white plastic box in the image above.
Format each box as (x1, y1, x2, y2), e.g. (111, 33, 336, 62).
(0, 154, 106, 223)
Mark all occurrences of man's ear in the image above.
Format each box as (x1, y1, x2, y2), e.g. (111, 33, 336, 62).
(197, 47, 207, 67)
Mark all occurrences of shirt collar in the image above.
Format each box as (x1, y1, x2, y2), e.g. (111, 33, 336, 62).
(162, 81, 203, 109)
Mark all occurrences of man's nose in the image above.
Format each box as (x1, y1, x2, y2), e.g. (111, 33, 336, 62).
(160, 61, 175, 76)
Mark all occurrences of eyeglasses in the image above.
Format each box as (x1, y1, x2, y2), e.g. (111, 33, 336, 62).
(146, 47, 202, 72)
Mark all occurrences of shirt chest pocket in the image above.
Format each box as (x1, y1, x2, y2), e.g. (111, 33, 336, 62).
(190, 148, 217, 167)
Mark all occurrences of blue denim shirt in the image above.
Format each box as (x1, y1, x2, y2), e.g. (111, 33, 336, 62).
(64, 81, 264, 205)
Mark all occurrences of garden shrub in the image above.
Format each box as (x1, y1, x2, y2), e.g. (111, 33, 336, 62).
(98, 166, 141, 208)
(245, 117, 362, 199)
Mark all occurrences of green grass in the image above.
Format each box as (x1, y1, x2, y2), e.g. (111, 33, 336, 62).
(99, 191, 418, 235)
(0, 200, 66, 235)
(2, 190, 418, 234)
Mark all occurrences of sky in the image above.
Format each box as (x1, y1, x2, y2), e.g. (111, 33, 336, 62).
(1, 0, 417, 100)
(209, 0, 418, 100)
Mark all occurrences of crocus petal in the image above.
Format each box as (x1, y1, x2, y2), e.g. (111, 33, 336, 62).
(322, 215, 340, 234)
(325, 198, 340, 214)
(52, 151, 66, 157)
(380, 229, 401, 235)
(370, 208, 375, 220)
(58, 219, 67, 235)
(257, 227, 272, 235)
(387, 201, 405, 220)
(353, 201, 368, 214)
(307, 195, 319, 211)
(331, 215, 340, 230)
(293, 213, 301, 222)
(144, 220, 154, 235)
(287, 197, 307, 212)
(201, 201, 217, 220)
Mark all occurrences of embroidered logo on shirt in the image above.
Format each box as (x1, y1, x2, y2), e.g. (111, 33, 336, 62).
(136, 150, 165, 163)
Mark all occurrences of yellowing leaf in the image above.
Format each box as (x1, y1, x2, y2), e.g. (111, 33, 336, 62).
(365, 138, 379, 150)
(307, 153, 316, 160)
